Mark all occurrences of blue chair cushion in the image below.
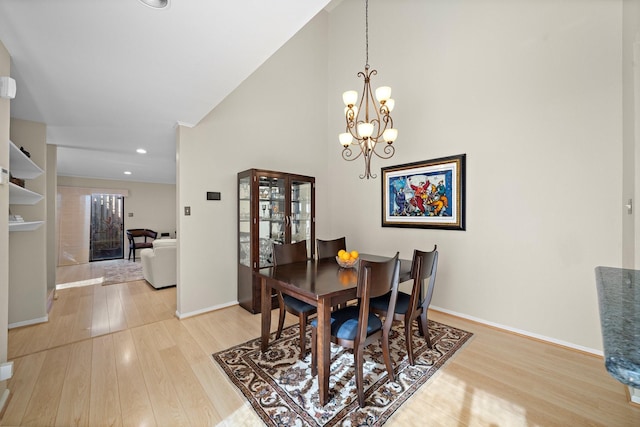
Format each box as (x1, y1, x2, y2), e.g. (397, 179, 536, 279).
(310, 317, 334, 328)
(310, 306, 382, 341)
(370, 291, 411, 315)
(283, 294, 316, 313)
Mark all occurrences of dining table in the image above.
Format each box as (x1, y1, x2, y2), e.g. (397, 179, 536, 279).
(256, 253, 412, 406)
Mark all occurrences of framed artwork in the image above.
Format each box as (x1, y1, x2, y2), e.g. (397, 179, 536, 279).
(381, 154, 466, 230)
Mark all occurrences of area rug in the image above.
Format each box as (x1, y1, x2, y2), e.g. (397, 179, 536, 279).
(213, 320, 473, 426)
(102, 261, 144, 285)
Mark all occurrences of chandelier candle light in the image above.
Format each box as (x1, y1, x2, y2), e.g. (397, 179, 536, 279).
(339, 0, 398, 179)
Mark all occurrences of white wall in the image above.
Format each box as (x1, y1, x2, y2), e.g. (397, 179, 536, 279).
(0, 39, 10, 409)
(178, 0, 624, 351)
(177, 12, 331, 317)
(625, 0, 640, 269)
(327, 0, 623, 351)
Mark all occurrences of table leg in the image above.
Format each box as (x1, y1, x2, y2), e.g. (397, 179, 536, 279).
(317, 298, 332, 406)
(261, 278, 271, 352)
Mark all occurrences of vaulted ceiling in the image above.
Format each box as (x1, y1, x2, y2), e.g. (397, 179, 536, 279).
(0, 0, 339, 183)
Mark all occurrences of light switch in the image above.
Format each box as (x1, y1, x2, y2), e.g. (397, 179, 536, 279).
(185, 206, 191, 216)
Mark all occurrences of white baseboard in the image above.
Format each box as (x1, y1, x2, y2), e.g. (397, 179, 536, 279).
(8, 316, 48, 330)
(176, 300, 239, 319)
(431, 305, 603, 356)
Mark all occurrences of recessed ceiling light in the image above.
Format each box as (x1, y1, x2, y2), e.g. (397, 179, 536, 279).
(138, 0, 170, 9)
(124, 171, 132, 175)
(136, 148, 147, 154)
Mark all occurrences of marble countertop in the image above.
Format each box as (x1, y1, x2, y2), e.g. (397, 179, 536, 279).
(595, 266, 640, 388)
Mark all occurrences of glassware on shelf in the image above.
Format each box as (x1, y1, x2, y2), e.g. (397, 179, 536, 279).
(239, 183, 250, 199)
(259, 238, 274, 267)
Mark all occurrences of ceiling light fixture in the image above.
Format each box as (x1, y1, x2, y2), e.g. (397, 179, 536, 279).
(138, 0, 169, 10)
(339, 0, 397, 180)
(124, 171, 132, 175)
(136, 148, 147, 154)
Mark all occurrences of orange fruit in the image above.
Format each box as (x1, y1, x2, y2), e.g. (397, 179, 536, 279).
(337, 249, 346, 258)
(350, 250, 359, 259)
(340, 252, 351, 261)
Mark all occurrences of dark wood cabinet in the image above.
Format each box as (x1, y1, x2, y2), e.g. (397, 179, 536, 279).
(237, 169, 315, 313)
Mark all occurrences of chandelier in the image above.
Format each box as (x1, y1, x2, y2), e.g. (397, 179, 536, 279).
(339, 0, 397, 180)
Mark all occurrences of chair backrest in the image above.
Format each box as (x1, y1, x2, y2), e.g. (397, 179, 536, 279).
(316, 237, 346, 260)
(356, 252, 400, 335)
(409, 245, 439, 312)
(126, 229, 138, 247)
(272, 240, 308, 266)
(127, 228, 145, 237)
(144, 229, 158, 240)
(357, 253, 400, 301)
(127, 228, 157, 243)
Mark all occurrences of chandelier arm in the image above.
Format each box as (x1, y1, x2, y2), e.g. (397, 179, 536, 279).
(342, 145, 364, 162)
(370, 143, 395, 160)
(360, 151, 377, 179)
(345, 120, 360, 141)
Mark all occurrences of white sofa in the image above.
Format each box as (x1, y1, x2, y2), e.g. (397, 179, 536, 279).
(140, 238, 176, 289)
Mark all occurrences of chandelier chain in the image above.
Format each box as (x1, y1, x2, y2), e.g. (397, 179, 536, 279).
(365, 0, 369, 67)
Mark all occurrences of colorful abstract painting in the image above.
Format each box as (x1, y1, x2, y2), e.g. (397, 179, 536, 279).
(382, 154, 466, 230)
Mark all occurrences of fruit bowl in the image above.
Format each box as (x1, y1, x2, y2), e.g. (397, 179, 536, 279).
(336, 255, 358, 269)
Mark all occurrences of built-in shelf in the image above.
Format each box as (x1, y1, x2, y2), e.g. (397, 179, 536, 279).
(9, 221, 44, 232)
(9, 182, 43, 205)
(9, 140, 43, 179)
(8, 139, 45, 231)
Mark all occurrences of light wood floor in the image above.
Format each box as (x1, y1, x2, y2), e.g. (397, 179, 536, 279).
(1, 263, 639, 426)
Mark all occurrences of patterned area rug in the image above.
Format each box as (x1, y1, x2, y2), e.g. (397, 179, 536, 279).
(213, 320, 473, 426)
(102, 261, 144, 285)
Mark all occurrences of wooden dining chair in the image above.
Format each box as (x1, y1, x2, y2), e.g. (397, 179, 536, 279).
(316, 236, 347, 259)
(272, 240, 317, 359)
(310, 253, 400, 408)
(370, 245, 438, 365)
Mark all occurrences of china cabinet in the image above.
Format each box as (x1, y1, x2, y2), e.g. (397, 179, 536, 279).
(8, 140, 44, 232)
(237, 169, 315, 313)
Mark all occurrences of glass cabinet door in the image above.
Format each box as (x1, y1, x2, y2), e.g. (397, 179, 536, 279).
(291, 179, 313, 255)
(258, 174, 286, 267)
(238, 175, 251, 267)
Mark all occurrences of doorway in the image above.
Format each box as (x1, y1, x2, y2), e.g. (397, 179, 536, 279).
(90, 193, 124, 261)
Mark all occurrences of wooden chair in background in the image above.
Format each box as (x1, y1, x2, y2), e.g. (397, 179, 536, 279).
(272, 240, 317, 359)
(126, 228, 158, 262)
(370, 245, 438, 365)
(316, 236, 346, 259)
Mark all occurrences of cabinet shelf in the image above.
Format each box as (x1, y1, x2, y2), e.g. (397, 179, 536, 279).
(9, 182, 44, 205)
(9, 140, 43, 179)
(9, 221, 44, 232)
